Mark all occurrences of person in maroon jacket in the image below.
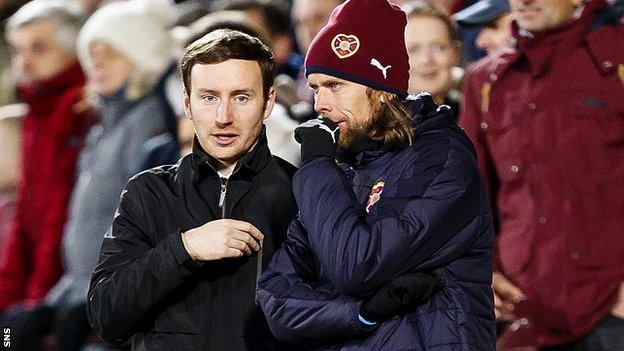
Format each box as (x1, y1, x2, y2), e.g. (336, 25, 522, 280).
(459, 0, 624, 349)
(0, 1, 93, 316)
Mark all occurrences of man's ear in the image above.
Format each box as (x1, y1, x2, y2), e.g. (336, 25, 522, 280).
(183, 89, 193, 121)
(263, 86, 276, 120)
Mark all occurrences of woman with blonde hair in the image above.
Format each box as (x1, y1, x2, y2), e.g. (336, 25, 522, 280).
(404, 0, 463, 118)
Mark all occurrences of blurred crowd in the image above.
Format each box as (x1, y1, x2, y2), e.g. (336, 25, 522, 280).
(0, 0, 623, 350)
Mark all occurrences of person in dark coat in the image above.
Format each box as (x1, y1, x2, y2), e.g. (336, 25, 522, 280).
(257, 0, 496, 349)
(459, 0, 624, 349)
(86, 29, 298, 350)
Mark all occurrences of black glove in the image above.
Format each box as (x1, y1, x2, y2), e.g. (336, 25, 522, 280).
(294, 117, 340, 164)
(360, 272, 444, 323)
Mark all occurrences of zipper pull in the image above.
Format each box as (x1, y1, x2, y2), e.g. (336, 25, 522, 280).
(218, 178, 227, 208)
(255, 238, 264, 305)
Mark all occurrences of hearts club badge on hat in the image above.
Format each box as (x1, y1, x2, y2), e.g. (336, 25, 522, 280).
(331, 34, 360, 59)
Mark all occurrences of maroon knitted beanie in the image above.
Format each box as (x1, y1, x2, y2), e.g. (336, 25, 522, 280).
(305, 0, 410, 97)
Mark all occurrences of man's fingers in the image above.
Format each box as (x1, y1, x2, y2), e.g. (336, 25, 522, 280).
(230, 230, 261, 251)
(227, 237, 252, 256)
(224, 247, 245, 258)
(226, 219, 264, 241)
(494, 292, 515, 319)
(492, 272, 526, 303)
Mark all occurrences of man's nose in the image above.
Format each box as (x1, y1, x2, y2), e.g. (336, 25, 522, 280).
(215, 100, 234, 125)
(314, 88, 333, 115)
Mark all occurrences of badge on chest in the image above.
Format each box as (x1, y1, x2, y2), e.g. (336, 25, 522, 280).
(365, 180, 385, 213)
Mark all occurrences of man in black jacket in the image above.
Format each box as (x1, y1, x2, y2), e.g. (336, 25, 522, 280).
(86, 29, 298, 350)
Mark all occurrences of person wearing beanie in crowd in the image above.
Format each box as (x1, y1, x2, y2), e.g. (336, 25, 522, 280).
(0, 0, 94, 331)
(86, 28, 298, 350)
(459, 0, 624, 349)
(3, 1, 181, 350)
(257, 0, 496, 349)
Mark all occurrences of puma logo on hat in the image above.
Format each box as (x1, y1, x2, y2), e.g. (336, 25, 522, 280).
(370, 58, 391, 79)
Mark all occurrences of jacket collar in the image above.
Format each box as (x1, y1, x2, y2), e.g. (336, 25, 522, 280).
(17, 61, 85, 114)
(191, 125, 273, 180)
(512, 0, 607, 77)
(337, 96, 458, 168)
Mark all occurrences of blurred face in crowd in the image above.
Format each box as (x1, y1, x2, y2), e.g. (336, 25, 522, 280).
(308, 73, 377, 148)
(292, 0, 341, 54)
(476, 13, 514, 55)
(405, 15, 460, 103)
(0, 114, 22, 193)
(183, 59, 275, 171)
(509, 0, 581, 32)
(7, 19, 76, 84)
(85, 42, 133, 96)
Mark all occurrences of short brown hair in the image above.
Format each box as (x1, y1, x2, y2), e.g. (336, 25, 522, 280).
(180, 29, 276, 99)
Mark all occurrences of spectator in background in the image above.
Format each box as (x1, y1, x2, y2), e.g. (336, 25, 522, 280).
(290, 0, 343, 121)
(291, 0, 343, 57)
(0, 0, 93, 320)
(454, 0, 513, 56)
(0, 104, 24, 264)
(212, 0, 300, 80)
(415, 0, 484, 63)
(0, 1, 29, 105)
(459, 0, 624, 349)
(404, 1, 462, 118)
(3, 1, 181, 350)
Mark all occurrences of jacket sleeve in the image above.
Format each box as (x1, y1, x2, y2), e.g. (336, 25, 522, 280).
(458, 69, 501, 269)
(458, 69, 499, 207)
(257, 219, 375, 345)
(293, 142, 489, 297)
(86, 178, 200, 344)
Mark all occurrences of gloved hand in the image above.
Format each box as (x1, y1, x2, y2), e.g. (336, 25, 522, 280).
(294, 117, 340, 164)
(359, 272, 444, 323)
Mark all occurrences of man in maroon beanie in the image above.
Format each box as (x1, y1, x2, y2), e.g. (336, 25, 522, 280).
(257, 0, 496, 349)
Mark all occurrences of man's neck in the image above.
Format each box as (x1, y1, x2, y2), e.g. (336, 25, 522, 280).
(216, 162, 236, 178)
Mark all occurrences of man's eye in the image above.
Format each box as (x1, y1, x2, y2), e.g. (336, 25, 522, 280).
(235, 95, 249, 103)
(432, 43, 447, 53)
(202, 95, 217, 102)
(330, 82, 341, 91)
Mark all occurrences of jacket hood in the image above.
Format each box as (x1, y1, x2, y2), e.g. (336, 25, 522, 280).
(338, 96, 467, 167)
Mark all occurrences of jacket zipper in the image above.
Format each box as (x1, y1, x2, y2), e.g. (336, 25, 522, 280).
(217, 174, 263, 303)
(218, 177, 227, 218)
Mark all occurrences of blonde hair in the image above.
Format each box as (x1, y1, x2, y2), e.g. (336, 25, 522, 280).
(366, 89, 414, 150)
